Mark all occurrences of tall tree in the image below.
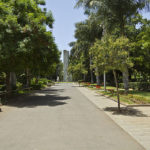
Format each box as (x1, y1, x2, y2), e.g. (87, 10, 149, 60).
(0, 0, 60, 92)
(90, 36, 132, 111)
(76, 0, 150, 92)
(70, 17, 103, 83)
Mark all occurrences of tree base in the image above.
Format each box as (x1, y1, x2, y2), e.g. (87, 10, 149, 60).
(117, 108, 121, 113)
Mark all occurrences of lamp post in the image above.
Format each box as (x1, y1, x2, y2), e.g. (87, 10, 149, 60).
(104, 71, 106, 91)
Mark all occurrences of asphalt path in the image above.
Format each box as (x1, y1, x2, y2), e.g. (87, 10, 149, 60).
(0, 83, 145, 150)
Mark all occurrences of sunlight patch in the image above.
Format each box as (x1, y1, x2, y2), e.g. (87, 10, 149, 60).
(34, 93, 46, 96)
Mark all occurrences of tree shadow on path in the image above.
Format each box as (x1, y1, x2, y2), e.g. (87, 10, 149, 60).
(104, 107, 148, 117)
(7, 88, 70, 108)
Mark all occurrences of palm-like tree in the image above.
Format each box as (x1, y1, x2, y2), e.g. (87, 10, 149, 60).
(76, 0, 150, 92)
(76, 0, 149, 35)
(74, 18, 103, 83)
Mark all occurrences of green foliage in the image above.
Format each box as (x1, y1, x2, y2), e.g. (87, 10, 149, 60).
(31, 78, 51, 90)
(68, 55, 88, 81)
(76, 0, 149, 34)
(131, 19, 150, 78)
(69, 17, 103, 82)
(90, 36, 133, 73)
(0, 0, 60, 91)
(119, 82, 150, 91)
(101, 90, 150, 104)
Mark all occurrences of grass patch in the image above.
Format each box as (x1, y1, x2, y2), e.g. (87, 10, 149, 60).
(80, 82, 150, 105)
(129, 91, 150, 98)
(99, 91, 135, 104)
(98, 90, 150, 105)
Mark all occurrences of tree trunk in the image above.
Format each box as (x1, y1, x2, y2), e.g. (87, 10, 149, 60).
(90, 70, 94, 83)
(26, 68, 30, 87)
(96, 67, 100, 85)
(35, 76, 40, 84)
(10, 72, 17, 90)
(35, 78, 38, 84)
(90, 56, 94, 83)
(96, 75, 100, 85)
(6, 72, 12, 95)
(120, 17, 129, 94)
(83, 74, 86, 81)
(122, 66, 129, 94)
(113, 70, 121, 112)
(104, 71, 106, 91)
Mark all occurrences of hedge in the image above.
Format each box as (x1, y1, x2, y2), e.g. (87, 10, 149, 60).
(119, 82, 150, 91)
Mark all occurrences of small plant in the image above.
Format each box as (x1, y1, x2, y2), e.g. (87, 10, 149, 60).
(96, 85, 101, 89)
(87, 83, 91, 85)
(107, 89, 115, 94)
(78, 80, 83, 86)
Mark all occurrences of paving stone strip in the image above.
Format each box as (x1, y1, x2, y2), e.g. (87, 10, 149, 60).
(76, 85, 150, 150)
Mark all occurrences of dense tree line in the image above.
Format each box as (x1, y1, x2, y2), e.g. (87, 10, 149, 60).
(68, 0, 150, 110)
(0, 0, 60, 93)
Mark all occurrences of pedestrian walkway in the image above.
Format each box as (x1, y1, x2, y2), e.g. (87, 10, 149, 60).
(77, 85, 150, 150)
(0, 83, 145, 150)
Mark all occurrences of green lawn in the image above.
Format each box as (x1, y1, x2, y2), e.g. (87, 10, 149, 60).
(129, 91, 150, 98)
(81, 83, 150, 105)
(99, 91, 135, 104)
(98, 90, 150, 104)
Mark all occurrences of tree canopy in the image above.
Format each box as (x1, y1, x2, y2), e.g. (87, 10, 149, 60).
(0, 0, 60, 91)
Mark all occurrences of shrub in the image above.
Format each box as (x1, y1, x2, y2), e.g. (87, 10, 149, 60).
(16, 82, 22, 90)
(78, 80, 83, 83)
(48, 80, 52, 83)
(130, 95, 148, 104)
(78, 80, 84, 86)
(39, 78, 48, 85)
(119, 82, 150, 91)
(96, 85, 101, 89)
(31, 78, 49, 90)
(0, 85, 6, 91)
(139, 82, 150, 91)
(31, 84, 42, 90)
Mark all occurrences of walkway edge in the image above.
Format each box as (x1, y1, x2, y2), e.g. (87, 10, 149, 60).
(76, 85, 150, 150)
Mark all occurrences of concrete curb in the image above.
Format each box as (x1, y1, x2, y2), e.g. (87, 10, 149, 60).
(76, 85, 150, 150)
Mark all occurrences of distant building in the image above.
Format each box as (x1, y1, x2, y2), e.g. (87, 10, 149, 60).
(63, 50, 69, 82)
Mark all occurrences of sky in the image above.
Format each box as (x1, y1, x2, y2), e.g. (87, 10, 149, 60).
(44, 0, 150, 53)
(44, 0, 87, 53)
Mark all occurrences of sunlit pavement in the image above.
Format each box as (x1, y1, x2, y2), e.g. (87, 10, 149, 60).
(0, 83, 145, 150)
(77, 84, 150, 150)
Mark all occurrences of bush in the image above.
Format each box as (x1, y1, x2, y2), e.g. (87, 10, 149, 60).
(31, 78, 49, 90)
(129, 95, 148, 104)
(39, 78, 48, 85)
(139, 82, 150, 91)
(16, 82, 22, 88)
(119, 82, 150, 91)
(78, 80, 83, 83)
(0, 85, 6, 91)
(17, 74, 26, 85)
(78, 80, 84, 86)
(31, 84, 42, 90)
(48, 80, 52, 83)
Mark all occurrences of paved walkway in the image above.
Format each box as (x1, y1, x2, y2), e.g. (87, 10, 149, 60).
(0, 83, 145, 150)
(77, 85, 150, 150)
